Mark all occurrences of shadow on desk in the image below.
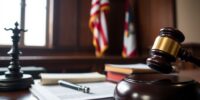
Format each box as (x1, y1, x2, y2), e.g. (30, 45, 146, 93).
(0, 89, 114, 100)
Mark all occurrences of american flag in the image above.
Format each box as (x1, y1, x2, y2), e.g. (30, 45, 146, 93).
(122, 0, 137, 58)
(89, 0, 110, 57)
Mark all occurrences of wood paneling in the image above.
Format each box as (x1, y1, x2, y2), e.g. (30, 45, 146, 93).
(106, 0, 125, 56)
(136, 0, 175, 55)
(79, 0, 93, 49)
(0, 56, 146, 73)
(54, 0, 78, 48)
(53, 0, 94, 52)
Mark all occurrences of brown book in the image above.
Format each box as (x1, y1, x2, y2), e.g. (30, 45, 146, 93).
(105, 63, 156, 75)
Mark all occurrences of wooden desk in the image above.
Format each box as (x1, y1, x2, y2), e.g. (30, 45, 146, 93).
(1, 69, 200, 100)
(0, 90, 37, 100)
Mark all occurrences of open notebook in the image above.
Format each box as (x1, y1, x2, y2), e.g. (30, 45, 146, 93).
(30, 80, 116, 100)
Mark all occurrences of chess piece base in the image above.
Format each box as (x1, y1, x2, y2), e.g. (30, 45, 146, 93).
(0, 74, 33, 91)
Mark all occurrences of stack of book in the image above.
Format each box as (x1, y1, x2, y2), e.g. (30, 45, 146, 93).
(104, 63, 156, 83)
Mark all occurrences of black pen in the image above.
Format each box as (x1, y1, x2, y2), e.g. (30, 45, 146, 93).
(58, 80, 90, 93)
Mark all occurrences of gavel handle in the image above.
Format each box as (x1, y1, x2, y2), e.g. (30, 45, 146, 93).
(188, 56, 200, 67)
(179, 48, 200, 67)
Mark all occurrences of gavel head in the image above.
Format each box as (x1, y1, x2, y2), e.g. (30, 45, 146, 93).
(146, 27, 185, 73)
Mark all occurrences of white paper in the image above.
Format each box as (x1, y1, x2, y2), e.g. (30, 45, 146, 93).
(30, 81, 116, 100)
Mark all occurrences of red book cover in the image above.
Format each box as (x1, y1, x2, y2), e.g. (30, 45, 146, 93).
(106, 71, 128, 83)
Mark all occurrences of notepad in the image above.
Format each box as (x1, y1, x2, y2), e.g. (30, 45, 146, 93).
(30, 80, 116, 100)
(40, 72, 106, 85)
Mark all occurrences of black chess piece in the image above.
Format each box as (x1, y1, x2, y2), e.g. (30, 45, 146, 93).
(0, 22, 33, 91)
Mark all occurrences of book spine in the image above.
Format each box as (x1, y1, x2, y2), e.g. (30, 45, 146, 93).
(105, 66, 132, 74)
(106, 71, 127, 83)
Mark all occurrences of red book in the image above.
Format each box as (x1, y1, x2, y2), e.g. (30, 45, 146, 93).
(106, 71, 128, 83)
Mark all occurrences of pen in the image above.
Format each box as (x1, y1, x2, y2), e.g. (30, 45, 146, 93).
(58, 80, 90, 93)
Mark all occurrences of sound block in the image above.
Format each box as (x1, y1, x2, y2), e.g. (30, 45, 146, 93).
(114, 73, 199, 100)
(0, 74, 33, 91)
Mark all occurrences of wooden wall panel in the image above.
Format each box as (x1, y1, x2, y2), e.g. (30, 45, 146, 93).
(54, 0, 78, 48)
(0, 56, 147, 73)
(136, 0, 175, 55)
(79, 0, 93, 50)
(106, 0, 125, 56)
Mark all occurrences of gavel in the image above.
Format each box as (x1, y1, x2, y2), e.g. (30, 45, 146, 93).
(114, 27, 200, 100)
(146, 27, 200, 73)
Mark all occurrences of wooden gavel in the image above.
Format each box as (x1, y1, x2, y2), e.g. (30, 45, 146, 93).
(114, 27, 200, 100)
(146, 27, 200, 73)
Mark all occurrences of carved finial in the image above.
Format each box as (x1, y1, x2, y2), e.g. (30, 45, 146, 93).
(4, 21, 27, 34)
(14, 22, 19, 28)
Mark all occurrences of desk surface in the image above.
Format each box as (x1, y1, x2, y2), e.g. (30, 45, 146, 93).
(1, 70, 200, 100)
(0, 90, 37, 100)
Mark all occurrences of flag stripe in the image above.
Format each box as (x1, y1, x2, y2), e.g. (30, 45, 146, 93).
(99, 12, 108, 46)
(122, 0, 137, 58)
(89, 0, 109, 57)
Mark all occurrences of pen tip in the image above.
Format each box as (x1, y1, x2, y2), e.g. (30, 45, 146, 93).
(83, 87, 90, 93)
